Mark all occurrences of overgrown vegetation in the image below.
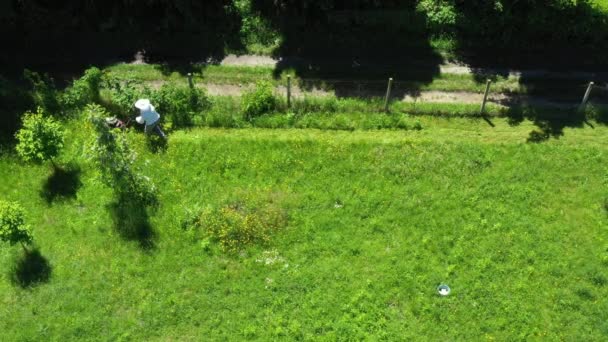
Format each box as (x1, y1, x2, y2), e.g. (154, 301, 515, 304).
(153, 83, 211, 129)
(87, 104, 156, 206)
(60, 67, 103, 109)
(242, 80, 277, 119)
(15, 107, 64, 164)
(0, 200, 33, 248)
(183, 194, 288, 253)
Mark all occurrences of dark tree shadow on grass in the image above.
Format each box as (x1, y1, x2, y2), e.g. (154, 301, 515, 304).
(40, 164, 82, 204)
(504, 105, 589, 143)
(107, 194, 156, 251)
(11, 248, 52, 288)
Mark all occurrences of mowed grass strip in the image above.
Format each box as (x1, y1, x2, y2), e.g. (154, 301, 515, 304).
(103, 63, 525, 94)
(1, 121, 607, 340)
(103, 63, 604, 102)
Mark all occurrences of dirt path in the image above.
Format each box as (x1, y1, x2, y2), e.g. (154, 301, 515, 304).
(147, 78, 600, 108)
(145, 54, 608, 107)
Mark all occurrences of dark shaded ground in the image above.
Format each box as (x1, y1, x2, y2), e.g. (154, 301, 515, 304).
(107, 194, 156, 251)
(266, 8, 443, 100)
(11, 248, 52, 288)
(41, 164, 82, 204)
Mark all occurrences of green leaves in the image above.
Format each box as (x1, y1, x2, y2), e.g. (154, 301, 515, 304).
(417, 0, 457, 33)
(242, 80, 277, 120)
(61, 67, 103, 109)
(0, 200, 32, 246)
(86, 104, 157, 206)
(152, 82, 211, 129)
(15, 107, 65, 163)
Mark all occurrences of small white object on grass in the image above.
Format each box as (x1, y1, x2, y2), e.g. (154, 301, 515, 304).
(437, 284, 451, 296)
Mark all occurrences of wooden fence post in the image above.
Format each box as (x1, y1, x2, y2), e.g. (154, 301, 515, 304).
(187, 73, 194, 89)
(384, 78, 394, 113)
(579, 81, 594, 113)
(287, 75, 291, 108)
(480, 79, 492, 115)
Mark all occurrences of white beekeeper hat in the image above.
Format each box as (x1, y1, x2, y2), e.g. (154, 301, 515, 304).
(134, 99, 151, 111)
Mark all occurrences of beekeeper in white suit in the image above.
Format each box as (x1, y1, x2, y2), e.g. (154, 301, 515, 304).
(134, 99, 166, 139)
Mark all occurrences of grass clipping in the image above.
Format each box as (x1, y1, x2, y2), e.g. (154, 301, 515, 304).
(184, 192, 288, 253)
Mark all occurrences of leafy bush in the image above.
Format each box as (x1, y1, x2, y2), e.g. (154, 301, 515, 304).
(15, 107, 65, 164)
(61, 67, 103, 109)
(152, 82, 211, 129)
(0, 200, 33, 247)
(103, 78, 155, 117)
(86, 104, 157, 205)
(23, 70, 60, 114)
(242, 80, 277, 119)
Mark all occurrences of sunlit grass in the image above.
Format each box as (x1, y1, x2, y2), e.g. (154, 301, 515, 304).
(1, 114, 607, 340)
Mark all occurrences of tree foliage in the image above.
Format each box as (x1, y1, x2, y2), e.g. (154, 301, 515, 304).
(1, 0, 607, 66)
(61, 67, 103, 109)
(86, 104, 157, 206)
(3, 0, 239, 33)
(0, 200, 33, 247)
(15, 107, 65, 164)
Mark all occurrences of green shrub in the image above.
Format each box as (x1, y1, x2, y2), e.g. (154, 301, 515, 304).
(0, 200, 33, 247)
(152, 82, 211, 129)
(242, 80, 277, 119)
(61, 67, 103, 109)
(23, 70, 60, 114)
(103, 78, 155, 117)
(15, 107, 65, 164)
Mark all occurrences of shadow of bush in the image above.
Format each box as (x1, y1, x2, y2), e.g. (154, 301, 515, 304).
(11, 248, 52, 288)
(41, 163, 82, 203)
(107, 193, 156, 251)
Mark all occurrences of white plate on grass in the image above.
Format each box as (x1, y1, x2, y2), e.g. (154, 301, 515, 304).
(437, 284, 451, 296)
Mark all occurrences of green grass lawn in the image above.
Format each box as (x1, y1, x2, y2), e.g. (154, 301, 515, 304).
(1, 115, 607, 340)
